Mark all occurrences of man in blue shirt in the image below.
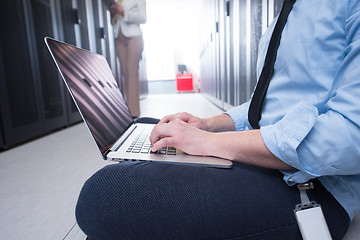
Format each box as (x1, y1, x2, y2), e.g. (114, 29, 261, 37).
(76, 0, 359, 239)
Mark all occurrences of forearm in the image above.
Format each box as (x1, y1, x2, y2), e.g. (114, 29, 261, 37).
(111, 4, 124, 17)
(202, 114, 236, 132)
(205, 130, 294, 169)
(151, 114, 293, 169)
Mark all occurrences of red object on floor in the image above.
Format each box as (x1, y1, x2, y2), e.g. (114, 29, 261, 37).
(176, 73, 193, 92)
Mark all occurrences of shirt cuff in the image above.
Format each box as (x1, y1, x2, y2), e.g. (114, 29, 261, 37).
(261, 101, 319, 183)
(225, 101, 250, 131)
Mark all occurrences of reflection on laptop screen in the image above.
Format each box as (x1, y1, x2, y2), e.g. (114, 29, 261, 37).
(46, 38, 133, 155)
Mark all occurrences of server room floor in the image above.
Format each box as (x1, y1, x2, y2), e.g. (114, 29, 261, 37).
(0, 93, 358, 240)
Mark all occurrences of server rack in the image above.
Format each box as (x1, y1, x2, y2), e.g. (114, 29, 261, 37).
(92, 0, 104, 54)
(28, 0, 68, 132)
(218, 0, 228, 110)
(0, 0, 146, 149)
(223, 0, 232, 110)
(249, 0, 265, 99)
(273, 0, 284, 19)
(0, 119, 3, 149)
(238, 0, 248, 105)
(58, 0, 86, 125)
(200, 0, 283, 110)
(210, 0, 218, 101)
(74, 0, 91, 50)
(200, 0, 219, 108)
(228, 0, 236, 107)
(0, 45, 6, 150)
(0, 0, 45, 147)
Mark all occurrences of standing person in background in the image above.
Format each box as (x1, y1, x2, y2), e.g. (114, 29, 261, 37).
(110, 0, 146, 118)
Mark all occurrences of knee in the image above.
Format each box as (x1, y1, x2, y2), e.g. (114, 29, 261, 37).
(75, 164, 124, 239)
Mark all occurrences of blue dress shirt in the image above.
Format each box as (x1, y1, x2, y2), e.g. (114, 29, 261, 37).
(226, 0, 360, 219)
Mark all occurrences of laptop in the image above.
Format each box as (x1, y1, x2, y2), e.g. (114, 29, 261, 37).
(45, 37, 232, 168)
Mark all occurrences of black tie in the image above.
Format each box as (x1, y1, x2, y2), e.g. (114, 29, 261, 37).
(248, 0, 296, 129)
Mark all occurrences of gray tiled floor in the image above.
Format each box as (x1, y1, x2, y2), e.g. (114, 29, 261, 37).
(0, 93, 358, 239)
(0, 120, 113, 240)
(0, 93, 223, 240)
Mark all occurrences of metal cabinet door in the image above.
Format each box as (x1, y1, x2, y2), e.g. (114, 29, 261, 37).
(29, 0, 68, 131)
(0, 116, 4, 150)
(0, 0, 44, 147)
(249, 0, 265, 98)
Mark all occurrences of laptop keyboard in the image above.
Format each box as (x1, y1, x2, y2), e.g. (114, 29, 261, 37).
(126, 128, 176, 155)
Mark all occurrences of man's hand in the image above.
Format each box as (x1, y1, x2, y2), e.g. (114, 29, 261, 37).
(156, 112, 236, 133)
(148, 112, 293, 169)
(158, 112, 206, 130)
(111, 4, 124, 17)
(149, 119, 211, 155)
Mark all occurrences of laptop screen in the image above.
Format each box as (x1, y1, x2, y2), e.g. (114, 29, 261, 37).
(46, 38, 134, 156)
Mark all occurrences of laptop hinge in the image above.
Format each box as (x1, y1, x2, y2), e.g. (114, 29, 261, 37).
(109, 124, 137, 152)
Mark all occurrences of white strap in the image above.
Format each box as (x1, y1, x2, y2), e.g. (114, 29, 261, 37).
(300, 189, 311, 206)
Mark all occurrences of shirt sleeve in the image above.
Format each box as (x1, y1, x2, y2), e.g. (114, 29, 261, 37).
(261, 0, 360, 183)
(123, 0, 147, 24)
(225, 101, 251, 131)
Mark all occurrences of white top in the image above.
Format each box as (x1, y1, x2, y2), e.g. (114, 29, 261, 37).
(111, 0, 147, 38)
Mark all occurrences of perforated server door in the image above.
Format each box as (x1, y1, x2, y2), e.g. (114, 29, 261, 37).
(0, 0, 44, 147)
(59, 0, 82, 124)
(274, 0, 285, 17)
(29, 0, 68, 131)
(218, 0, 227, 110)
(228, 0, 236, 108)
(0, 122, 3, 149)
(76, 0, 91, 50)
(249, 0, 265, 99)
(238, 0, 248, 104)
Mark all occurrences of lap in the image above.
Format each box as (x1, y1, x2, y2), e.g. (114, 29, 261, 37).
(76, 161, 349, 239)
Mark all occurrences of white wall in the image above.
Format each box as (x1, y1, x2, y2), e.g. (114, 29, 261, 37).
(142, 0, 203, 81)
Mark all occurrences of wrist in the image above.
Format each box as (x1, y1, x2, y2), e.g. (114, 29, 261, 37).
(203, 114, 235, 132)
(201, 131, 217, 156)
(201, 118, 211, 131)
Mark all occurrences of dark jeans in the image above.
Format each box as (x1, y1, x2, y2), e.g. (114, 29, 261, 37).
(75, 119, 350, 240)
